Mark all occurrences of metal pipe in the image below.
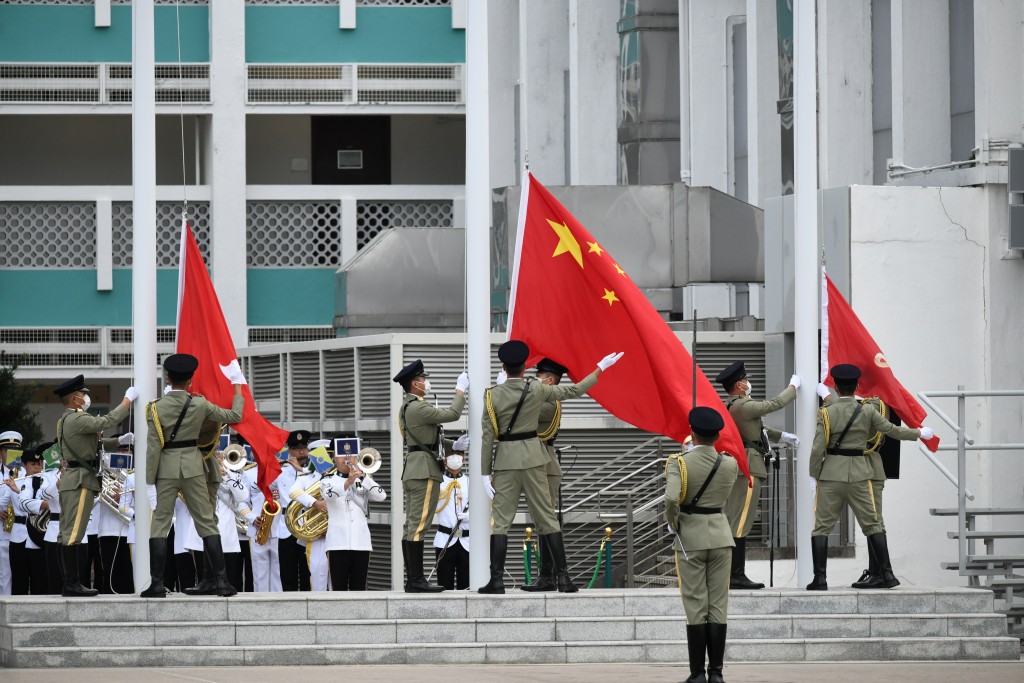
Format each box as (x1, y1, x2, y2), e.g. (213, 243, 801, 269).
(957, 386, 967, 575)
(626, 491, 635, 589)
(916, 392, 976, 444)
(917, 444, 975, 500)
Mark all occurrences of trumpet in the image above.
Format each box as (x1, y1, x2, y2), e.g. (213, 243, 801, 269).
(222, 444, 248, 472)
(357, 447, 382, 476)
(99, 460, 132, 524)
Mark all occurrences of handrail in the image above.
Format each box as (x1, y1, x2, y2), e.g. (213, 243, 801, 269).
(916, 392, 976, 445)
(559, 457, 666, 514)
(556, 435, 664, 494)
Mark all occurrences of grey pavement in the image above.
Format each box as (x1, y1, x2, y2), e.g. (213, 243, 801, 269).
(3, 663, 1022, 683)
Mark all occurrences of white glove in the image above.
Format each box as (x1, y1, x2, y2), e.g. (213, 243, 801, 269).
(919, 426, 934, 440)
(597, 351, 625, 371)
(496, 370, 507, 385)
(483, 475, 495, 499)
(789, 375, 802, 389)
(162, 385, 173, 395)
(453, 434, 470, 452)
(124, 386, 139, 402)
(816, 383, 832, 400)
(219, 359, 248, 385)
(456, 371, 470, 393)
(779, 432, 800, 447)
(118, 432, 135, 446)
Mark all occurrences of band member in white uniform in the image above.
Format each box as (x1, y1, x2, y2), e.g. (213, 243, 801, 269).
(432, 435, 474, 590)
(321, 451, 385, 591)
(242, 461, 283, 592)
(0, 430, 23, 595)
(20, 458, 62, 593)
(96, 443, 135, 594)
(289, 465, 330, 591)
(4, 448, 45, 594)
(277, 431, 312, 591)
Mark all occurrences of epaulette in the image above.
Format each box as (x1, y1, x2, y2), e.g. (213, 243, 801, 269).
(538, 401, 561, 442)
(146, 401, 165, 448)
(484, 388, 499, 437)
(664, 453, 688, 503)
(820, 405, 832, 444)
(861, 396, 887, 454)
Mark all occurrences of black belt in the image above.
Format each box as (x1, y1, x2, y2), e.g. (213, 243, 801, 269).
(408, 444, 438, 455)
(743, 440, 768, 454)
(437, 524, 468, 537)
(498, 432, 538, 442)
(827, 448, 864, 456)
(680, 505, 723, 515)
(164, 440, 198, 450)
(67, 461, 99, 469)
(13, 516, 26, 524)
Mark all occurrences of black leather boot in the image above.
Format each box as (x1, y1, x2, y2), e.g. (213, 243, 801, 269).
(851, 534, 880, 588)
(547, 532, 578, 593)
(204, 535, 237, 597)
(405, 539, 445, 593)
(61, 544, 98, 597)
(858, 533, 900, 589)
(477, 535, 508, 594)
(684, 623, 707, 682)
(521, 534, 556, 592)
(184, 548, 216, 596)
(729, 537, 764, 589)
(805, 536, 828, 591)
(140, 538, 168, 598)
(706, 622, 728, 683)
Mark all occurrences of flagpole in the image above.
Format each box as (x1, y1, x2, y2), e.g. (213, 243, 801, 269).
(465, 0, 492, 590)
(793, 0, 818, 587)
(131, 0, 157, 592)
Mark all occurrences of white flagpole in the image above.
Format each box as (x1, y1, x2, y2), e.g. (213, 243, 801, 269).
(466, 0, 492, 589)
(793, 0, 819, 587)
(131, 0, 157, 592)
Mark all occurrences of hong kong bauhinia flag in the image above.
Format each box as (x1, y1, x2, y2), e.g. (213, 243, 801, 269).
(177, 216, 288, 507)
(820, 269, 939, 452)
(508, 172, 750, 481)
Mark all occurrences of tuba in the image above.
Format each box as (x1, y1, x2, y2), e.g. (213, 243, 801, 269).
(99, 461, 132, 524)
(284, 469, 336, 543)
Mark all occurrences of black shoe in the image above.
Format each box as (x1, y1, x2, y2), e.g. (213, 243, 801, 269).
(184, 548, 217, 596)
(478, 535, 508, 594)
(706, 622, 727, 683)
(521, 534, 557, 592)
(405, 539, 445, 593)
(684, 623, 707, 682)
(140, 538, 168, 598)
(729, 537, 764, 590)
(852, 535, 879, 588)
(547, 532, 578, 593)
(860, 533, 900, 589)
(187, 535, 236, 597)
(805, 536, 828, 591)
(61, 544, 99, 597)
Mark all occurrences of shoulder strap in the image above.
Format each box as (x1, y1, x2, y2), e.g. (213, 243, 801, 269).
(690, 453, 724, 506)
(505, 380, 531, 435)
(833, 402, 864, 450)
(56, 413, 99, 475)
(400, 397, 430, 451)
(167, 395, 193, 444)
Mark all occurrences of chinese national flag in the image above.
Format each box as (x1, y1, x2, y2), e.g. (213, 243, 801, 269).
(821, 270, 939, 452)
(176, 217, 288, 508)
(509, 173, 750, 481)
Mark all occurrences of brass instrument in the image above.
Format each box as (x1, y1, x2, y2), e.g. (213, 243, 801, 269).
(356, 448, 382, 476)
(222, 444, 247, 472)
(99, 460, 132, 524)
(3, 467, 21, 533)
(284, 468, 336, 543)
(254, 497, 280, 545)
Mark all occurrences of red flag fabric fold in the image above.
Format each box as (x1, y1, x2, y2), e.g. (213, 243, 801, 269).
(821, 270, 939, 452)
(177, 218, 288, 508)
(509, 173, 750, 481)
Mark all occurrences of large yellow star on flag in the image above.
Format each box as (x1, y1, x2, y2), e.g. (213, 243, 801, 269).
(601, 289, 619, 306)
(548, 219, 583, 268)
(588, 241, 604, 256)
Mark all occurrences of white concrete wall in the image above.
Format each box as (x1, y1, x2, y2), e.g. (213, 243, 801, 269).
(391, 115, 466, 185)
(568, 0, 619, 184)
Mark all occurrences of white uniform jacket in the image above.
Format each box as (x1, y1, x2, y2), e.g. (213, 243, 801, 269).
(432, 472, 470, 552)
(320, 473, 385, 552)
(20, 471, 60, 544)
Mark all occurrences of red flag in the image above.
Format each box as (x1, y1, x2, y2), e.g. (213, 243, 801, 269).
(176, 217, 288, 508)
(509, 173, 750, 481)
(821, 270, 939, 451)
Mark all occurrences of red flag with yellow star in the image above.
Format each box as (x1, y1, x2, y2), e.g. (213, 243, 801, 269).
(508, 172, 750, 480)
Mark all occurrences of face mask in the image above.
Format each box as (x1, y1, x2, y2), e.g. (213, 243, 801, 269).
(446, 455, 464, 470)
(744, 381, 754, 397)
(422, 379, 432, 394)
(79, 394, 91, 411)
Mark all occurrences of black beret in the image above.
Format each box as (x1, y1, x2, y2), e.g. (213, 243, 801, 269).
(164, 353, 199, 381)
(54, 374, 88, 398)
(715, 361, 747, 387)
(535, 357, 568, 378)
(287, 430, 311, 449)
(830, 364, 862, 383)
(689, 406, 725, 437)
(20, 447, 44, 464)
(499, 340, 530, 366)
(393, 359, 428, 385)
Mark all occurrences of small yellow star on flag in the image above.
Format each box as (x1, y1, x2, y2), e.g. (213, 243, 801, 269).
(601, 289, 619, 306)
(588, 241, 604, 256)
(613, 263, 626, 276)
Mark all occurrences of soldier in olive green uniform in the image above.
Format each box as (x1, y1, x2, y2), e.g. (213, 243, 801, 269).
(478, 341, 623, 595)
(665, 407, 739, 683)
(53, 374, 138, 597)
(715, 361, 800, 590)
(141, 354, 246, 598)
(521, 357, 568, 592)
(807, 364, 931, 591)
(852, 395, 895, 589)
(393, 359, 469, 593)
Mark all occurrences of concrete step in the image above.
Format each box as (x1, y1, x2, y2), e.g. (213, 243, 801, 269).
(3, 636, 1019, 668)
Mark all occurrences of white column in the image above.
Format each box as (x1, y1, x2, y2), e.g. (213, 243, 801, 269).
(131, 0, 156, 593)
(209, 0, 249, 347)
(389, 342, 405, 590)
(817, 0, 873, 188)
(891, 0, 951, 168)
(340, 198, 357, 266)
(522, 0, 570, 183)
(745, 0, 781, 205)
(568, 0, 618, 184)
(974, 0, 1024, 146)
(96, 198, 112, 291)
(793, 0, 817, 588)
(466, 0, 492, 590)
(678, 0, 691, 183)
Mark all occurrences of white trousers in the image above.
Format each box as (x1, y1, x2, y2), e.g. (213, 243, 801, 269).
(308, 537, 329, 591)
(249, 537, 282, 593)
(0, 539, 11, 595)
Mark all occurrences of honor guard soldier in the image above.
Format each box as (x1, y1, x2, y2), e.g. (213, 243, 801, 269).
(478, 341, 623, 594)
(807, 364, 932, 591)
(141, 353, 246, 598)
(0, 430, 22, 595)
(394, 359, 469, 593)
(715, 361, 800, 590)
(54, 374, 138, 597)
(665, 407, 739, 683)
(852, 395, 900, 589)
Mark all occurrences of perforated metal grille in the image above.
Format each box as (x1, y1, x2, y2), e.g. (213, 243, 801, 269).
(111, 202, 211, 268)
(247, 64, 353, 104)
(0, 63, 211, 105)
(356, 64, 462, 105)
(106, 64, 211, 104)
(357, 0, 450, 5)
(1, 1, 210, 5)
(248, 328, 335, 345)
(0, 202, 97, 269)
(13, 353, 101, 367)
(355, 200, 453, 248)
(247, 63, 461, 106)
(0, 329, 99, 344)
(246, 202, 342, 268)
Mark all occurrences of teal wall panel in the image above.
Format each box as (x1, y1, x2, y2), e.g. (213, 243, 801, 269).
(245, 6, 464, 63)
(0, 6, 209, 63)
(247, 269, 336, 326)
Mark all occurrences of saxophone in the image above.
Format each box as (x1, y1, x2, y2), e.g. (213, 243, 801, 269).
(3, 467, 20, 533)
(254, 482, 281, 546)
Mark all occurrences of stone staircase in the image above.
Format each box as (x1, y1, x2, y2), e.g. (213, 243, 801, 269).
(0, 588, 1017, 668)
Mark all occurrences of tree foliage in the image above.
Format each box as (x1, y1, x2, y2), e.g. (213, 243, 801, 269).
(0, 352, 43, 447)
